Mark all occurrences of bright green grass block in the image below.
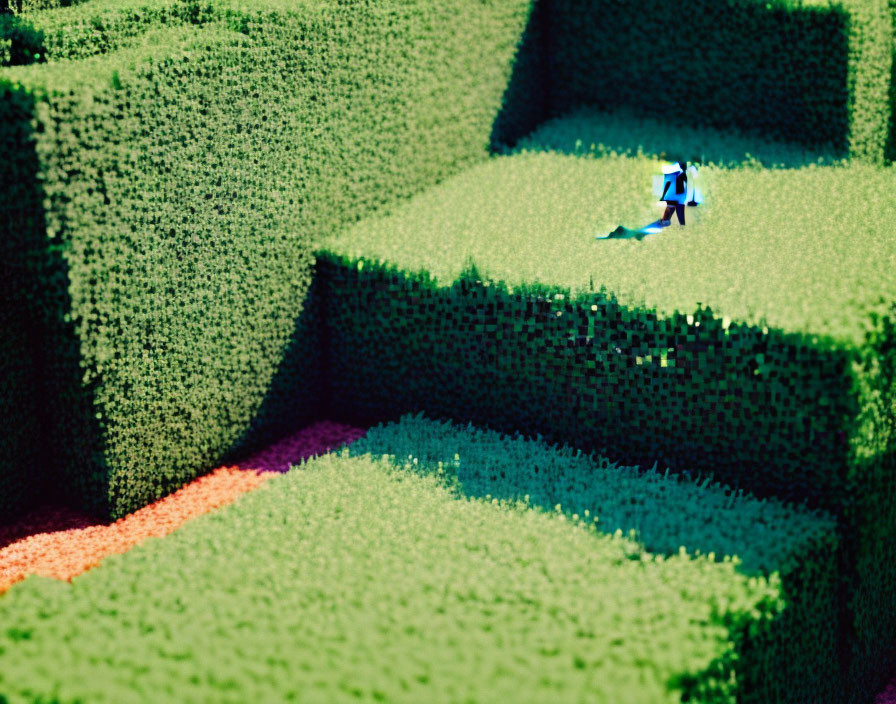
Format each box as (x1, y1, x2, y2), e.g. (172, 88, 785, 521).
(0, 451, 785, 704)
(351, 413, 841, 702)
(321, 109, 896, 348)
(352, 413, 837, 580)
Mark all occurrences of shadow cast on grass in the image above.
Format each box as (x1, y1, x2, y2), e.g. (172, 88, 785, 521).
(319, 252, 857, 514)
(348, 413, 841, 703)
(513, 104, 848, 169)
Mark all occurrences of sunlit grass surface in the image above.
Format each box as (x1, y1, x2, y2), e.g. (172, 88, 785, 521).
(0, 450, 778, 703)
(321, 108, 896, 347)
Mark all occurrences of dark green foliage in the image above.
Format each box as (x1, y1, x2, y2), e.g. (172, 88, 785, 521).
(489, 0, 549, 152)
(0, 14, 44, 65)
(542, 0, 894, 163)
(318, 251, 855, 511)
(838, 307, 896, 699)
(0, 81, 52, 519)
(0, 0, 539, 520)
(317, 249, 896, 702)
(2, 25, 326, 520)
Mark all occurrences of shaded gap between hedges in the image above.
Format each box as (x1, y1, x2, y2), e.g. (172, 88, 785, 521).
(488, 0, 551, 153)
(1, 81, 107, 523)
(535, 0, 851, 156)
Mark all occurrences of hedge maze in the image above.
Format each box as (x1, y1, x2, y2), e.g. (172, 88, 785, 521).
(1, 0, 895, 701)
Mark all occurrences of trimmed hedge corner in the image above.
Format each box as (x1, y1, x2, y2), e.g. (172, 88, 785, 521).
(0, 0, 543, 520)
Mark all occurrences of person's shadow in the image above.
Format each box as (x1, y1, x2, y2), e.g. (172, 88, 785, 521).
(598, 193, 703, 240)
(598, 221, 665, 240)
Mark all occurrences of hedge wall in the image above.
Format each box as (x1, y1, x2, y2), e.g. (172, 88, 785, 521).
(889, 0, 896, 163)
(0, 0, 544, 521)
(0, 437, 826, 703)
(352, 413, 842, 702)
(541, 0, 896, 164)
(316, 249, 895, 702)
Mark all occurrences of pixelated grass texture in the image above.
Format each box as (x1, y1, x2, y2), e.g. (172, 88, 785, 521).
(1, 25, 324, 520)
(0, 446, 795, 704)
(320, 140, 894, 348)
(351, 413, 841, 702)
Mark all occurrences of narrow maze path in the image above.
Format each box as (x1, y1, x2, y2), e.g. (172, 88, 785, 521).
(0, 420, 365, 595)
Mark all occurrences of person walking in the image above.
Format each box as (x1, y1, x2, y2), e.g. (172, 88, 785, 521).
(659, 161, 688, 226)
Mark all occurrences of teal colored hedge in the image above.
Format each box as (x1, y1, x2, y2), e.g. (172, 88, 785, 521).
(542, 0, 895, 164)
(0, 437, 823, 703)
(317, 126, 896, 700)
(0, 0, 543, 521)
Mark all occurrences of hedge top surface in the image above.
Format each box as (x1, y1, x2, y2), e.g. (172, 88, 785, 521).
(350, 413, 837, 578)
(320, 110, 896, 348)
(15, 0, 325, 18)
(0, 20, 241, 89)
(0, 451, 781, 703)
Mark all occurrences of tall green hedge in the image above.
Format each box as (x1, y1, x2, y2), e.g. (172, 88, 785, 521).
(315, 248, 895, 701)
(0, 0, 543, 521)
(888, 0, 896, 163)
(541, 0, 896, 163)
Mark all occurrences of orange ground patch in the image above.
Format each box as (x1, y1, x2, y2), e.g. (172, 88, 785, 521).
(0, 421, 365, 595)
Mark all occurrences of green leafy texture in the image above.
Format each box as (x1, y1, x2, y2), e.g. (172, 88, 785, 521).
(0, 0, 542, 521)
(542, 0, 895, 164)
(0, 450, 786, 703)
(1, 25, 323, 521)
(351, 413, 840, 702)
(317, 112, 896, 700)
(888, 0, 896, 163)
(3, 0, 87, 13)
(0, 14, 45, 66)
(9, 0, 244, 63)
(322, 116, 896, 348)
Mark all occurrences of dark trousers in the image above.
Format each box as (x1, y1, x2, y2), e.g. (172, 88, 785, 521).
(663, 203, 685, 225)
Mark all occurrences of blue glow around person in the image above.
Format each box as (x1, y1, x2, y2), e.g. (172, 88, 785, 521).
(660, 161, 688, 226)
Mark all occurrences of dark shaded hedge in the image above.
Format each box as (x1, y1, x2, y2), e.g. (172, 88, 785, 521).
(316, 251, 896, 703)
(0, 82, 47, 518)
(541, 0, 895, 164)
(0, 0, 543, 521)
